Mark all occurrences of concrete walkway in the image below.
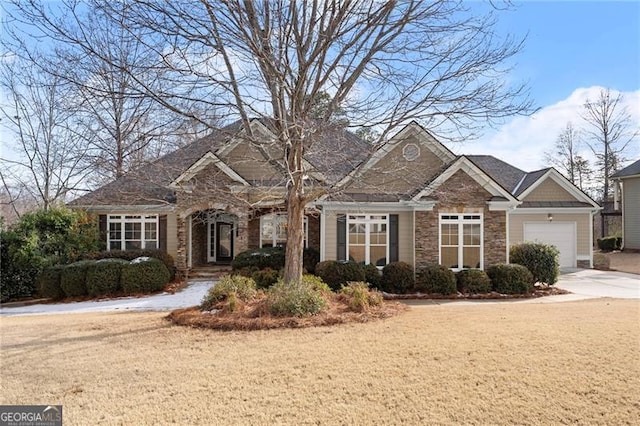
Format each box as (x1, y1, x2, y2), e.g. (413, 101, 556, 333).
(555, 269, 640, 299)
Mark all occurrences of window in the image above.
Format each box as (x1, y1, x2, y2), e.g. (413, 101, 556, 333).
(440, 214, 482, 270)
(347, 214, 388, 266)
(108, 215, 158, 251)
(403, 143, 420, 161)
(260, 214, 307, 248)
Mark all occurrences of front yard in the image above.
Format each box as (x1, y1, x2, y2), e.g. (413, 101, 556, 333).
(1, 299, 638, 425)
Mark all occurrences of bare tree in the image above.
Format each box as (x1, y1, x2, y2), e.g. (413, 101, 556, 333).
(582, 88, 638, 202)
(544, 122, 584, 187)
(9, 1, 532, 284)
(0, 56, 93, 211)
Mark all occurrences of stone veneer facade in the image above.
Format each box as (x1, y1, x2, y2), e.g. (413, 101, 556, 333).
(414, 170, 507, 269)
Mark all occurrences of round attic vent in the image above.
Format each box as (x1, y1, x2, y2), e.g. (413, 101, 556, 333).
(403, 143, 420, 161)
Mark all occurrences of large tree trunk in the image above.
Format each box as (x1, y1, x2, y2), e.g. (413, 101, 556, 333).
(283, 184, 305, 285)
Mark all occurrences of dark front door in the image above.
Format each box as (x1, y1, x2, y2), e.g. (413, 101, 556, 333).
(216, 222, 234, 262)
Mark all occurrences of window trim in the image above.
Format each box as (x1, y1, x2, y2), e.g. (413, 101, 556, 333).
(107, 214, 159, 251)
(346, 214, 389, 267)
(259, 213, 308, 248)
(439, 213, 483, 271)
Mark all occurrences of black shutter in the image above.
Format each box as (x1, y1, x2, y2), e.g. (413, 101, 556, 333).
(98, 214, 107, 250)
(337, 214, 346, 261)
(159, 215, 167, 252)
(389, 214, 399, 263)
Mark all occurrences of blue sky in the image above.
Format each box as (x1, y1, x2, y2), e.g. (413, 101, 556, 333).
(458, 1, 640, 171)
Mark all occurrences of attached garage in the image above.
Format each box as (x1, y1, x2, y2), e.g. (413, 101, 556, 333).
(523, 222, 576, 268)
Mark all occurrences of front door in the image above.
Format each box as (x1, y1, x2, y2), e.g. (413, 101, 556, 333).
(215, 222, 234, 262)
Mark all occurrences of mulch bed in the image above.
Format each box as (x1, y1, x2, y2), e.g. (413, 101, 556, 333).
(167, 294, 408, 331)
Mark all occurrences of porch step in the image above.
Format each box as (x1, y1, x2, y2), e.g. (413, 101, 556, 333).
(188, 265, 233, 280)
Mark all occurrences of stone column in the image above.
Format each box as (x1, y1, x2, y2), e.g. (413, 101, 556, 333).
(176, 215, 188, 279)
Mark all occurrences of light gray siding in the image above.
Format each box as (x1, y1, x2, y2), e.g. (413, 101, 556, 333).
(623, 177, 640, 250)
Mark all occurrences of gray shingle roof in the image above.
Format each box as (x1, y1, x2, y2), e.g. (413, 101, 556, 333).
(611, 159, 640, 178)
(465, 155, 526, 193)
(515, 168, 550, 196)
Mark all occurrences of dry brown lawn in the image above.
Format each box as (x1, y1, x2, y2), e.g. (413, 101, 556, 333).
(1, 299, 639, 425)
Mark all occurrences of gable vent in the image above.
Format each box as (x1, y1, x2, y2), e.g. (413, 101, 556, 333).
(403, 143, 420, 161)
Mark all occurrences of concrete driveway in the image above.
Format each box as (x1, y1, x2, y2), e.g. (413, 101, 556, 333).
(556, 269, 640, 299)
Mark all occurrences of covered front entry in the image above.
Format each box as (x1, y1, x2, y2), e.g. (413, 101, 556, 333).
(190, 210, 238, 266)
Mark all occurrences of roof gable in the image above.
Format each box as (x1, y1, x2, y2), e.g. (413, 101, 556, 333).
(517, 168, 599, 207)
(337, 121, 456, 191)
(170, 152, 249, 188)
(412, 156, 518, 203)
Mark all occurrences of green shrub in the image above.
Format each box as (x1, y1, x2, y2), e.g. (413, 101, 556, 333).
(267, 279, 327, 317)
(231, 247, 285, 271)
(0, 229, 43, 302)
(37, 265, 66, 300)
(381, 262, 415, 294)
(487, 264, 534, 294)
(456, 269, 491, 294)
(303, 247, 320, 274)
(302, 274, 332, 293)
(315, 261, 366, 291)
(121, 257, 170, 295)
(201, 274, 257, 310)
(363, 264, 383, 289)
(510, 242, 560, 285)
(596, 236, 622, 252)
(415, 264, 457, 295)
(60, 260, 94, 297)
(83, 249, 175, 280)
(340, 282, 383, 312)
(251, 268, 280, 289)
(86, 258, 129, 296)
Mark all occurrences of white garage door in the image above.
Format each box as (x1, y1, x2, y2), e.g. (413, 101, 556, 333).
(523, 222, 576, 268)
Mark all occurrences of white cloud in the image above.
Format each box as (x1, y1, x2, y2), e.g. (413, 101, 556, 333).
(451, 87, 640, 172)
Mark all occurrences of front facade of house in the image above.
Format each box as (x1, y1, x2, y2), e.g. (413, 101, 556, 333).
(70, 121, 600, 276)
(612, 159, 640, 250)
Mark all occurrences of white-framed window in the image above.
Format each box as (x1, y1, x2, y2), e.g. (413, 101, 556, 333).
(439, 214, 482, 270)
(108, 215, 158, 251)
(260, 213, 308, 248)
(347, 214, 388, 267)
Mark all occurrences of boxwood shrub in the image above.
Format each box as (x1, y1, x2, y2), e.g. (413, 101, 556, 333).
(363, 263, 383, 289)
(121, 257, 170, 295)
(315, 260, 366, 291)
(231, 247, 286, 271)
(510, 242, 560, 285)
(381, 262, 414, 294)
(86, 258, 129, 296)
(596, 236, 622, 252)
(415, 264, 456, 295)
(487, 263, 534, 294)
(82, 249, 175, 280)
(37, 265, 66, 300)
(60, 260, 94, 297)
(456, 269, 491, 294)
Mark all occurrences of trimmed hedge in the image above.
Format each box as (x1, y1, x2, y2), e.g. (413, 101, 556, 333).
(315, 260, 366, 291)
(381, 262, 414, 294)
(510, 242, 560, 285)
(86, 258, 129, 296)
(231, 246, 320, 273)
(83, 249, 175, 280)
(597, 236, 622, 252)
(456, 269, 491, 294)
(415, 264, 456, 295)
(121, 257, 170, 295)
(60, 260, 94, 297)
(37, 265, 66, 300)
(363, 264, 383, 289)
(487, 264, 534, 294)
